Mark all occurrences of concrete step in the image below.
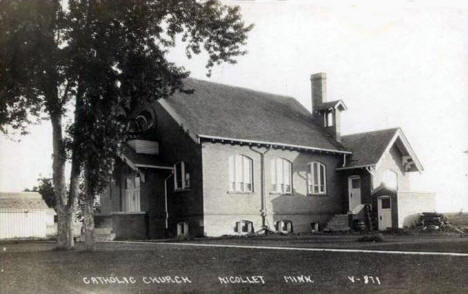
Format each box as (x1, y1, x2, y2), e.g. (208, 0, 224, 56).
(325, 214, 351, 232)
(95, 227, 113, 235)
(95, 232, 116, 242)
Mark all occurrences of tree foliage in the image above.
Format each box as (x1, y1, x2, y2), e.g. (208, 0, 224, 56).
(0, 0, 252, 249)
(24, 177, 56, 209)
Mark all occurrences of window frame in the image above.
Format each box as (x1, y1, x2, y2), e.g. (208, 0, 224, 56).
(270, 157, 293, 195)
(307, 161, 327, 195)
(228, 154, 253, 193)
(174, 161, 190, 191)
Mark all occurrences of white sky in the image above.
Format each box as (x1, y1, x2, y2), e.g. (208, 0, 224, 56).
(1, 0, 467, 212)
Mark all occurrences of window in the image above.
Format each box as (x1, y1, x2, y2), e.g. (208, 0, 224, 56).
(174, 161, 190, 190)
(381, 198, 391, 209)
(270, 158, 292, 194)
(235, 220, 254, 234)
(135, 110, 155, 132)
(307, 162, 327, 195)
(276, 220, 293, 233)
(324, 111, 334, 127)
(228, 154, 253, 192)
(351, 178, 360, 189)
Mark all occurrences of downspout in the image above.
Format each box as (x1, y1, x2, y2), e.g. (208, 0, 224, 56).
(164, 172, 174, 230)
(249, 145, 272, 233)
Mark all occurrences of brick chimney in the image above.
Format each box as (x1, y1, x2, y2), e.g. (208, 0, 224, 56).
(310, 72, 327, 116)
(310, 72, 346, 143)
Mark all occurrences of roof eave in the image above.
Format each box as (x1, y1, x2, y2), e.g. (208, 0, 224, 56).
(198, 134, 352, 155)
(336, 164, 375, 171)
(374, 129, 424, 172)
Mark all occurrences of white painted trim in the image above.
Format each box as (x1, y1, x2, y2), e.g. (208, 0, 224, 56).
(198, 134, 352, 155)
(336, 164, 374, 171)
(120, 154, 138, 171)
(110, 241, 468, 257)
(375, 129, 423, 172)
(135, 163, 173, 170)
(307, 161, 327, 195)
(348, 175, 362, 212)
(396, 129, 424, 171)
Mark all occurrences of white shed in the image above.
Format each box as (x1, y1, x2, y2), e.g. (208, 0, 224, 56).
(0, 192, 55, 240)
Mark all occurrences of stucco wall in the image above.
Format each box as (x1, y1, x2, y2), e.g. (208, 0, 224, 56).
(201, 142, 345, 236)
(397, 192, 436, 228)
(374, 145, 410, 191)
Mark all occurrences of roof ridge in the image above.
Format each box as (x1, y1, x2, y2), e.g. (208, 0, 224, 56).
(342, 127, 400, 138)
(184, 78, 298, 102)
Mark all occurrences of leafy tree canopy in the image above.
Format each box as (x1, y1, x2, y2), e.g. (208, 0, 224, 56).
(1, 0, 252, 249)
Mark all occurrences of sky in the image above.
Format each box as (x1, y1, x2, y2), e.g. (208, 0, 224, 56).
(1, 0, 467, 212)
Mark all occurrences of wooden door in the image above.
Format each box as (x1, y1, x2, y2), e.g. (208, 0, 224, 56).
(348, 176, 361, 212)
(378, 196, 392, 230)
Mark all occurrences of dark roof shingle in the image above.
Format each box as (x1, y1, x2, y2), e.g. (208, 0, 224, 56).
(341, 128, 399, 168)
(0, 192, 50, 210)
(162, 79, 346, 152)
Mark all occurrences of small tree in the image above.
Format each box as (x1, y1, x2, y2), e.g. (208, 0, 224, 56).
(24, 177, 56, 210)
(1, 0, 252, 250)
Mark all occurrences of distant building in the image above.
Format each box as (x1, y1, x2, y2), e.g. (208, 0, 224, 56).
(96, 73, 435, 240)
(0, 192, 55, 239)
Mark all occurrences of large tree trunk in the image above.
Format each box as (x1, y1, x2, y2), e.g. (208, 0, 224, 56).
(81, 196, 96, 251)
(51, 113, 74, 249)
(82, 168, 96, 251)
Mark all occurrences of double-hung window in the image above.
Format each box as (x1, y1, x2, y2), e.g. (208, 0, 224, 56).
(270, 158, 292, 194)
(228, 154, 253, 192)
(174, 161, 190, 191)
(308, 162, 326, 195)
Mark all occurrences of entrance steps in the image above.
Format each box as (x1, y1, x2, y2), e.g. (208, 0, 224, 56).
(89, 214, 116, 241)
(324, 214, 351, 232)
(95, 227, 116, 241)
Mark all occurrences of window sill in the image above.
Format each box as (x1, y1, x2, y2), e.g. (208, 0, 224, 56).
(227, 191, 254, 195)
(269, 192, 293, 196)
(308, 193, 328, 197)
(174, 188, 191, 193)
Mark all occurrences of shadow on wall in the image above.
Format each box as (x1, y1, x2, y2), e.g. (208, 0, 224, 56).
(268, 152, 343, 232)
(402, 214, 421, 228)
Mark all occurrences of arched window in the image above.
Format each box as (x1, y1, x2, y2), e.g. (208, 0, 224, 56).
(382, 169, 398, 190)
(228, 155, 253, 192)
(308, 162, 327, 195)
(135, 110, 155, 132)
(174, 161, 190, 191)
(270, 158, 292, 194)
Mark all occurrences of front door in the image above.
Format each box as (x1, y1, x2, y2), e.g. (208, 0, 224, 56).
(348, 176, 361, 212)
(123, 175, 141, 212)
(378, 196, 392, 231)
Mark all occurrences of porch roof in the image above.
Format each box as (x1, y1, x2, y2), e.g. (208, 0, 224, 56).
(339, 128, 423, 172)
(120, 144, 172, 170)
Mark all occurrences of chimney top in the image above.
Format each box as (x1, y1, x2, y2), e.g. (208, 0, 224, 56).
(310, 72, 327, 81)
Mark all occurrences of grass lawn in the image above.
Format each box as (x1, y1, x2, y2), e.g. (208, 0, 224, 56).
(1, 239, 467, 294)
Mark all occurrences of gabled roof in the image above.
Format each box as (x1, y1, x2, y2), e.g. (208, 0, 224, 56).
(158, 78, 349, 154)
(341, 128, 399, 168)
(339, 128, 423, 172)
(316, 100, 347, 111)
(0, 192, 50, 210)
